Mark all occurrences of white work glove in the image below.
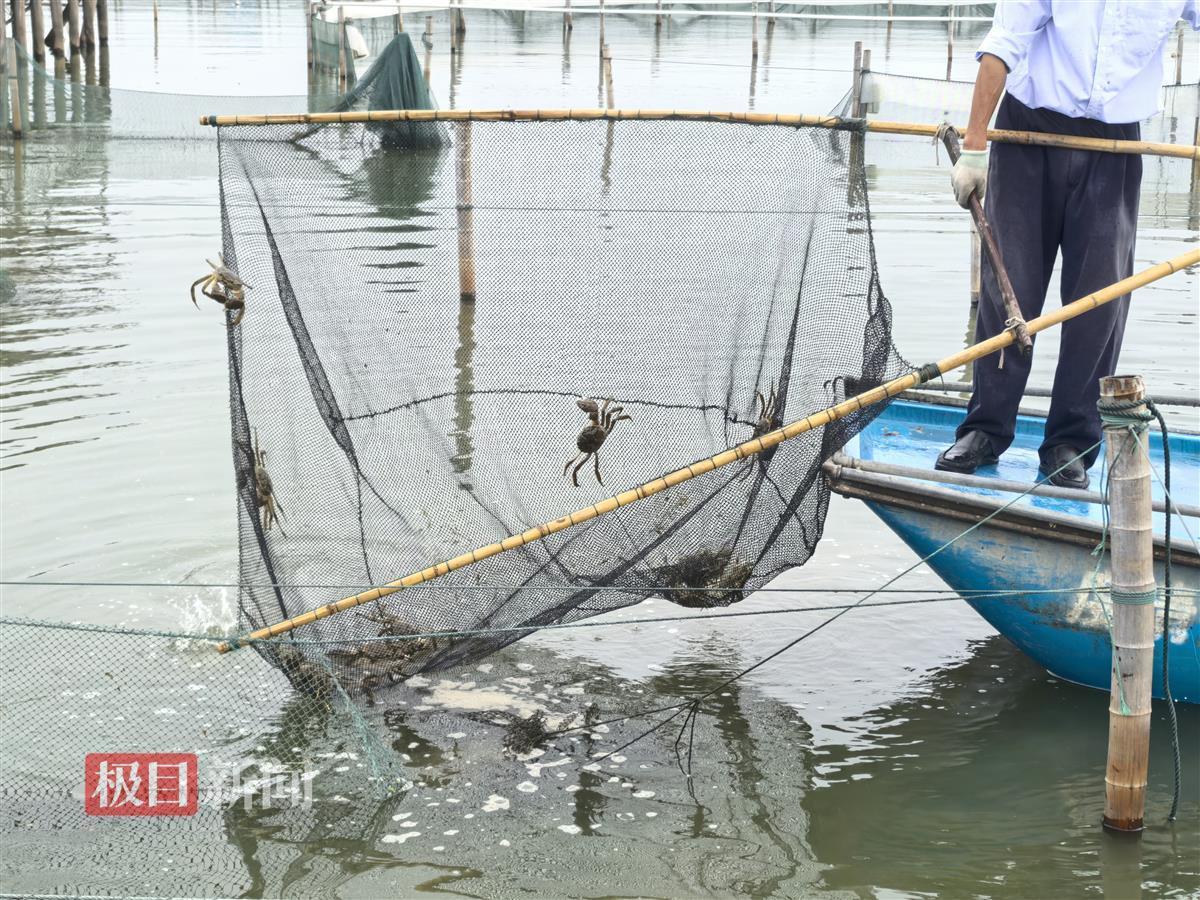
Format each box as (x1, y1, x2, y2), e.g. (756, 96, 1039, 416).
(950, 149, 988, 209)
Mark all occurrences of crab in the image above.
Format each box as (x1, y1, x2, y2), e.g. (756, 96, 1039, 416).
(252, 428, 283, 534)
(326, 605, 439, 705)
(190, 253, 249, 326)
(563, 398, 632, 487)
(275, 645, 335, 700)
(753, 383, 780, 438)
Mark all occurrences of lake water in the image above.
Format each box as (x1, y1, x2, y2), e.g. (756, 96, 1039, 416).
(1, 2, 1198, 897)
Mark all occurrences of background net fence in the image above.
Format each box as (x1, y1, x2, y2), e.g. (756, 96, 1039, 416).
(216, 113, 908, 703)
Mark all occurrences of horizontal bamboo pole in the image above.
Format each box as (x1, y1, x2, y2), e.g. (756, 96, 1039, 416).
(216, 248, 1199, 652)
(198, 108, 1199, 160)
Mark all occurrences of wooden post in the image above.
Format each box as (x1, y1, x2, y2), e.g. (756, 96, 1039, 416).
(767, 0, 775, 30)
(946, 6, 954, 80)
(7, 42, 22, 139)
(306, 3, 314, 69)
(564, 0, 573, 34)
(655, 0, 662, 29)
(48, 0, 65, 59)
(599, 0, 605, 58)
(603, 45, 614, 109)
(751, 2, 758, 62)
(82, 0, 97, 51)
(68, 0, 81, 55)
(455, 2, 465, 36)
(395, 10, 404, 33)
(10, 0, 29, 57)
(29, 0, 46, 63)
(850, 41, 863, 118)
(96, 0, 107, 45)
(1101, 374, 1155, 834)
(450, 5, 458, 54)
(1174, 24, 1183, 86)
(455, 121, 477, 304)
(337, 6, 347, 89)
(423, 15, 432, 85)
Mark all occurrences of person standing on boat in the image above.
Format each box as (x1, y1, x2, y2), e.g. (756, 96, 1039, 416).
(936, 0, 1200, 489)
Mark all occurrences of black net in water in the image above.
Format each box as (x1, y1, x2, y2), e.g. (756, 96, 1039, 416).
(216, 115, 908, 702)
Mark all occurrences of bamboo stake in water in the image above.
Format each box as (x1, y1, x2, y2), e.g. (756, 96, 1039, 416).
(1101, 374, 1155, 834)
(306, 3, 314, 70)
(455, 121, 477, 304)
(751, 2, 758, 62)
(82, 0, 97, 51)
(68, 0, 81, 55)
(337, 6, 347, 89)
(10, 0, 28, 55)
(215, 249, 1200, 652)
(850, 41, 863, 118)
(96, 0, 107, 46)
(197, 108, 1200, 163)
(1174, 24, 1184, 86)
(48, 0, 65, 59)
(29, 0, 45, 63)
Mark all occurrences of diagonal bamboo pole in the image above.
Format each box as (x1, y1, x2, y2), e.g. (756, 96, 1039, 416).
(198, 108, 1200, 161)
(216, 249, 1199, 652)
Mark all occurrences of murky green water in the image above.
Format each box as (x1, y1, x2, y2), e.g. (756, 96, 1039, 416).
(1, 2, 1198, 897)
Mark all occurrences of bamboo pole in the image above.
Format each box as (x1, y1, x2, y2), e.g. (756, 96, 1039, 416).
(423, 16, 432, 84)
(68, 0, 81, 55)
(82, 0, 97, 51)
(29, 0, 46, 63)
(1174, 24, 1183, 86)
(655, 0, 662, 29)
(455, 121, 477, 304)
(196, 109, 1200, 162)
(850, 41, 862, 118)
(96, 0, 107, 46)
(450, 5, 458, 54)
(945, 3, 953, 80)
(10, 0, 29, 56)
(306, 3, 314, 70)
(969, 221, 981, 309)
(1101, 374, 1155, 834)
(564, 0, 572, 33)
(7, 42, 21, 139)
(767, 0, 775, 31)
(751, 2, 758, 62)
(395, 10, 404, 33)
(599, 0, 605, 57)
(215, 249, 1200, 652)
(48, 0, 65, 59)
(337, 6, 347, 89)
(940, 127, 1031, 354)
(603, 46, 614, 109)
(455, 2, 465, 36)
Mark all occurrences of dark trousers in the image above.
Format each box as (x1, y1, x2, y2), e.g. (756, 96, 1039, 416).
(957, 94, 1142, 469)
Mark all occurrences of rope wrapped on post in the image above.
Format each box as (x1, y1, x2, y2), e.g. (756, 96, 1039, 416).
(198, 108, 1200, 161)
(215, 248, 1199, 653)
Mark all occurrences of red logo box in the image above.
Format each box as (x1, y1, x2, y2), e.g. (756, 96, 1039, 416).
(84, 753, 198, 816)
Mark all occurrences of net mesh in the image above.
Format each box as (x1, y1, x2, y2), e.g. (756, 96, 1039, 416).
(215, 112, 908, 702)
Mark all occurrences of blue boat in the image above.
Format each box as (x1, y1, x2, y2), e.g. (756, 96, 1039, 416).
(826, 391, 1200, 703)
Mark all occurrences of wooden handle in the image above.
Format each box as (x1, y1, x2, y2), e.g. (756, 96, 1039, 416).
(215, 248, 1200, 652)
(940, 127, 1032, 355)
(196, 108, 1200, 162)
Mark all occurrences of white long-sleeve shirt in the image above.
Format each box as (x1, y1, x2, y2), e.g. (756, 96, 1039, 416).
(976, 0, 1200, 123)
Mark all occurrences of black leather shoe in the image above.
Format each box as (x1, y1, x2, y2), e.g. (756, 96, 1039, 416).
(935, 431, 999, 474)
(1039, 444, 1089, 490)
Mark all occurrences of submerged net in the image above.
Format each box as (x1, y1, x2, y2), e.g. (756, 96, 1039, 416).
(217, 113, 908, 702)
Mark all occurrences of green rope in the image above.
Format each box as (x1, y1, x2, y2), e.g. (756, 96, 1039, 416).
(1110, 587, 1158, 606)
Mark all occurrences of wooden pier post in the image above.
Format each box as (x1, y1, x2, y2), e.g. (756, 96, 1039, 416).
(97, 0, 107, 46)
(10, 0, 29, 58)
(29, 0, 46, 63)
(423, 15, 433, 85)
(1174, 24, 1183, 85)
(48, 0, 65, 59)
(68, 0, 81, 55)
(455, 121, 477, 305)
(337, 6, 347, 89)
(6, 41, 22, 139)
(1101, 374, 1155, 834)
(82, 0, 98, 51)
(306, 3, 314, 70)
(751, 2, 759, 62)
(850, 41, 863, 117)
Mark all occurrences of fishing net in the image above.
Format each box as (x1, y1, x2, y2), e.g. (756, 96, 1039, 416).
(215, 112, 909, 704)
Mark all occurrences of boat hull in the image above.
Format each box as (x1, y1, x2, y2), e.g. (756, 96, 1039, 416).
(865, 498, 1200, 703)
